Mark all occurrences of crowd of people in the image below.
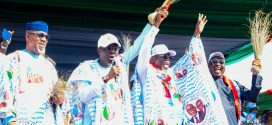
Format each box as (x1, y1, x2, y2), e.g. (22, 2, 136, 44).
(0, 7, 271, 125)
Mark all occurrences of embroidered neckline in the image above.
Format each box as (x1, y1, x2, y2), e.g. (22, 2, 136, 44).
(22, 49, 39, 59)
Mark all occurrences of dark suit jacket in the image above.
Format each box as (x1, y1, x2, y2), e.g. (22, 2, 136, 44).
(190, 111, 205, 123)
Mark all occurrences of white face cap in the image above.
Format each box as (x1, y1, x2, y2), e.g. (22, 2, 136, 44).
(208, 52, 225, 62)
(151, 44, 176, 57)
(97, 33, 121, 48)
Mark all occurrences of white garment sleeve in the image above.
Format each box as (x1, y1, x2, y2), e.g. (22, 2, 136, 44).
(135, 26, 159, 83)
(121, 23, 152, 65)
(172, 36, 203, 68)
(68, 62, 105, 103)
(77, 80, 102, 103)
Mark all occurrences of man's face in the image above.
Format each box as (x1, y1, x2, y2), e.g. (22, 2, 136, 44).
(186, 104, 197, 116)
(196, 100, 204, 111)
(26, 30, 49, 55)
(208, 56, 225, 79)
(97, 43, 120, 66)
(153, 53, 173, 70)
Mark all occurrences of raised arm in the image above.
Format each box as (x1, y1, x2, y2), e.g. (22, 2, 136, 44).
(240, 60, 262, 103)
(173, 13, 208, 68)
(194, 13, 208, 38)
(121, 8, 168, 65)
(0, 29, 14, 55)
(136, 9, 168, 83)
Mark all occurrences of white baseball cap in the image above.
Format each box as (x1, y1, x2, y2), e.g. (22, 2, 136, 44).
(208, 52, 225, 62)
(97, 33, 121, 48)
(151, 44, 176, 57)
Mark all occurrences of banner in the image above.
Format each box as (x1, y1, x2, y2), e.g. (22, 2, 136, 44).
(172, 37, 229, 125)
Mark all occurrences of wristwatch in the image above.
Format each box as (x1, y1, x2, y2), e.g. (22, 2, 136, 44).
(1, 42, 8, 49)
(102, 76, 108, 83)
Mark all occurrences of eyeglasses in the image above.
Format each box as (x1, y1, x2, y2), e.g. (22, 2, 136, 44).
(28, 32, 50, 40)
(210, 58, 225, 65)
(156, 54, 174, 60)
(104, 46, 120, 52)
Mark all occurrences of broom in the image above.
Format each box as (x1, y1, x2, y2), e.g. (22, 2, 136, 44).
(51, 77, 69, 125)
(248, 10, 272, 74)
(148, 0, 180, 24)
(121, 33, 132, 88)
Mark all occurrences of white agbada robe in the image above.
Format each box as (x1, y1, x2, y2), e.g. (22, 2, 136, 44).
(133, 30, 183, 125)
(68, 24, 159, 125)
(172, 37, 229, 125)
(0, 53, 16, 125)
(7, 50, 60, 125)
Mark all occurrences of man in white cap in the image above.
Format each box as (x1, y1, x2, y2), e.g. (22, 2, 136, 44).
(207, 50, 262, 124)
(131, 13, 207, 125)
(67, 8, 168, 125)
(6, 21, 62, 125)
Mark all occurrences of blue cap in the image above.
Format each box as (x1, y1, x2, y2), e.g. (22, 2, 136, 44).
(26, 21, 48, 33)
(2, 28, 12, 41)
(246, 102, 258, 109)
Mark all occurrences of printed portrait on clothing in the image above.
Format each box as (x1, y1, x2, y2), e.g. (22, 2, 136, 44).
(191, 52, 203, 66)
(174, 64, 188, 79)
(184, 94, 208, 124)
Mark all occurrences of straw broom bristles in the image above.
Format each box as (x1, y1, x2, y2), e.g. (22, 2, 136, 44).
(52, 79, 68, 97)
(121, 33, 132, 51)
(51, 73, 70, 100)
(161, 0, 180, 8)
(148, 0, 180, 24)
(249, 10, 272, 59)
(121, 33, 132, 88)
(248, 10, 272, 74)
(121, 33, 131, 71)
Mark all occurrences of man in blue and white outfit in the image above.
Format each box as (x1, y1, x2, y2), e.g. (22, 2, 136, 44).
(6, 21, 62, 125)
(131, 13, 211, 125)
(67, 8, 168, 125)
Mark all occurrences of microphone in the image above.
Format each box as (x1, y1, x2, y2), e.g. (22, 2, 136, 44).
(113, 57, 118, 82)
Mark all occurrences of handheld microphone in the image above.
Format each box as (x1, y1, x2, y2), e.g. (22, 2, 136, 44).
(113, 57, 118, 82)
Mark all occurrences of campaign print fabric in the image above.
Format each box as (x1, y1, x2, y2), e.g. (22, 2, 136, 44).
(172, 37, 229, 125)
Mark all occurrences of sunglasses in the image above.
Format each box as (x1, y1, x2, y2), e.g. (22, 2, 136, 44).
(210, 58, 225, 65)
(103, 46, 120, 52)
(156, 54, 174, 60)
(28, 32, 50, 40)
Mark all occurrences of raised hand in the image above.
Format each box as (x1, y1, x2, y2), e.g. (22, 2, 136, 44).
(104, 65, 120, 83)
(194, 13, 208, 38)
(251, 59, 261, 75)
(148, 8, 169, 28)
(2, 29, 14, 43)
(1, 29, 14, 53)
(154, 8, 169, 28)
